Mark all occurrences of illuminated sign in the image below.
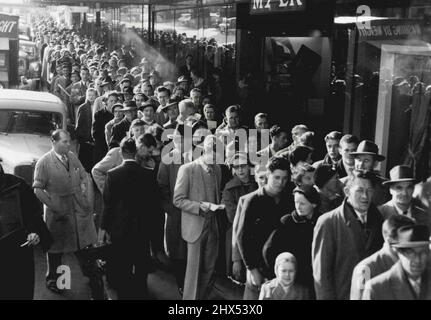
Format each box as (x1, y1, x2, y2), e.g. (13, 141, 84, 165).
(250, 0, 306, 14)
(0, 13, 18, 39)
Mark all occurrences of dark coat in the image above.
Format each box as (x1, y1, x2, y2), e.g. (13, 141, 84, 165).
(221, 176, 257, 276)
(0, 174, 52, 300)
(312, 200, 384, 300)
(102, 160, 164, 255)
(363, 261, 431, 300)
(92, 107, 113, 163)
(263, 210, 321, 294)
(236, 187, 294, 278)
(110, 118, 131, 149)
(75, 101, 93, 143)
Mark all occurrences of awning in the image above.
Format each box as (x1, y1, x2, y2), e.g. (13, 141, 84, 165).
(0, 38, 9, 50)
(364, 39, 431, 50)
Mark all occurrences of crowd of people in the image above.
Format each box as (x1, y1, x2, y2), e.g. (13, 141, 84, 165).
(2, 16, 431, 301)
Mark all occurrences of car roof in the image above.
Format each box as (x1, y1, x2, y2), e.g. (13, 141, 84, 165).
(0, 90, 67, 113)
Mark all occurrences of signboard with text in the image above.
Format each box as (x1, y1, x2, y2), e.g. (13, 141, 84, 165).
(0, 13, 19, 39)
(250, 0, 306, 15)
(358, 19, 422, 41)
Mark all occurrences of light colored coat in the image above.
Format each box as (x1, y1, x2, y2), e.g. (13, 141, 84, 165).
(91, 147, 122, 193)
(173, 158, 222, 243)
(350, 243, 398, 300)
(259, 278, 309, 300)
(363, 261, 431, 300)
(312, 200, 384, 300)
(33, 150, 97, 253)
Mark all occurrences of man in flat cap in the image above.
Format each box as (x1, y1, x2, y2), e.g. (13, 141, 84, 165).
(110, 101, 138, 148)
(363, 224, 431, 299)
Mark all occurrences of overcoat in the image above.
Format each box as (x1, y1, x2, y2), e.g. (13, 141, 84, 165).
(33, 150, 97, 253)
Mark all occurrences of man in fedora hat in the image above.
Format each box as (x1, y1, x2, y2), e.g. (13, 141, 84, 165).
(110, 101, 138, 148)
(362, 224, 431, 299)
(350, 214, 416, 299)
(379, 165, 430, 228)
(342, 140, 390, 206)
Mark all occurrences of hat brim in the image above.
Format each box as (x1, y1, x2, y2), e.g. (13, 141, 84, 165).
(160, 102, 178, 111)
(382, 178, 416, 186)
(350, 151, 385, 161)
(392, 241, 430, 248)
(118, 107, 138, 112)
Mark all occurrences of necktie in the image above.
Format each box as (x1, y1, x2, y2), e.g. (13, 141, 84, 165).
(403, 211, 408, 215)
(411, 280, 421, 298)
(61, 155, 69, 170)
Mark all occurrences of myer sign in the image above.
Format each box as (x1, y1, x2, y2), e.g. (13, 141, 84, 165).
(250, 0, 306, 14)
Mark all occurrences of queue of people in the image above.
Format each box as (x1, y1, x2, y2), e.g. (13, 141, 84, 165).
(2, 17, 431, 301)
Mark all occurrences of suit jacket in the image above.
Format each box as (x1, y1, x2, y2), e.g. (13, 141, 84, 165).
(350, 243, 398, 300)
(75, 101, 93, 143)
(378, 200, 431, 228)
(102, 161, 163, 256)
(363, 261, 431, 300)
(173, 158, 222, 243)
(312, 199, 384, 300)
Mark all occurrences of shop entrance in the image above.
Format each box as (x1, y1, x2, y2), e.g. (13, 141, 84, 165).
(375, 44, 431, 176)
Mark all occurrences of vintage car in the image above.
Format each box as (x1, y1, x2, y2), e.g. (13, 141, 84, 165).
(0, 90, 67, 185)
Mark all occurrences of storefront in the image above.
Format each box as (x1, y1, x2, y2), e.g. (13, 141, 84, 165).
(334, 0, 431, 178)
(0, 13, 19, 88)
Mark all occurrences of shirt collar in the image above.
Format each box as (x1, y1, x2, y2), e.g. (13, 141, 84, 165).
(353, 208, 367, 224)
(53, 150, 66, 161)
(391, 199, 412, 216)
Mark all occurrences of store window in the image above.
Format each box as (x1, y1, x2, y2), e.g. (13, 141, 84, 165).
(333, 1, 431, 178)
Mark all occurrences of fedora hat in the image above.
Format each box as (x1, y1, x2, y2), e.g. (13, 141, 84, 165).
(383, 165, 416, 186)
(350, 140, 385, 161)
(118, 100, 138, 112)
(392, 224, 430, 249)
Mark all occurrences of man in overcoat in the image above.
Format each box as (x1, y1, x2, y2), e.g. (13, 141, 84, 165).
(312, 170, 384, 300)
(33, 129, 101, 298)
(99, 137, 164, 299)
(363, 224, 431, 300)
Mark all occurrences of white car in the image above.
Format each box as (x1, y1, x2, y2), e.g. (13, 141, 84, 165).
(0, 90, 67, 185)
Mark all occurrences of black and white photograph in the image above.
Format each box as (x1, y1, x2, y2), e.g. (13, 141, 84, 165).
(1, 0, 431, 306)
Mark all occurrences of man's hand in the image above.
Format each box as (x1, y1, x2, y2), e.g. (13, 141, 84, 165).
(232, 261, 243, 281)
(199, 202, 211, 214)
(98, 229, 111, 244)
(250, 268, 264, 287)
(27, 233, 40, 246)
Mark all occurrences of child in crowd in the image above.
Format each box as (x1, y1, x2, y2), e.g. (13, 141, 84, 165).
(259, 252, 309, 300)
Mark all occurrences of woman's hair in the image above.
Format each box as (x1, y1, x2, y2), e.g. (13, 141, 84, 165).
(291, 163, 315, 186)
(293, 185, 321, 207)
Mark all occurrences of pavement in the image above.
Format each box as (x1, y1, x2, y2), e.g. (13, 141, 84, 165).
(33, 246, 244, 300)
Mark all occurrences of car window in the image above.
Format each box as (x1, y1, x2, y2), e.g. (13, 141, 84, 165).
(0, 110, 62, 136)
